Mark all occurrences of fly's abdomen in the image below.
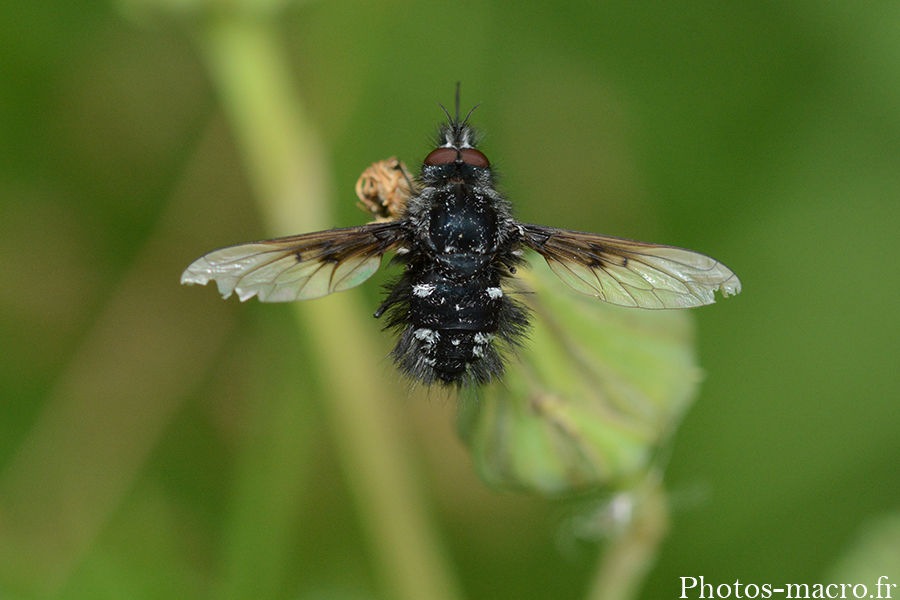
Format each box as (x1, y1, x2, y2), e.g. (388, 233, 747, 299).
(394, 271, 507, 385)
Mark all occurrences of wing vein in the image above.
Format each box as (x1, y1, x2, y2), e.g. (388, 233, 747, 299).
(519, 223, 740, 309)
(181, 222, 406, 303)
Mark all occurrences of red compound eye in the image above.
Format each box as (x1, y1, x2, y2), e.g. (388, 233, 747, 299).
(460, 148, 490, 168)
(423, 147, 457, 166)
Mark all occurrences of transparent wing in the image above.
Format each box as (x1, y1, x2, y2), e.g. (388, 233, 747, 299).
(520, 223, 741, 309)
(181, 221, 407, 302)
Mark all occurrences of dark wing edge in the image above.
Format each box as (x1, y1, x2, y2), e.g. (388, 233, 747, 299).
(519, 223, 742, 309)
(181, 221, 407, 303)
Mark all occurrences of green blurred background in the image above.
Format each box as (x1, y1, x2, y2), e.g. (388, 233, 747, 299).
(2, 0, 899, 598)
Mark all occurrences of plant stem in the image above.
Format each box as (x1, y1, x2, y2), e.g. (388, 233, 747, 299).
(586, 472, 669, 600)
(196, 15, 463, 600)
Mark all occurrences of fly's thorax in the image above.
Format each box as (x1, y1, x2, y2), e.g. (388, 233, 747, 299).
(406, 182, 516, 260)
(430, 188, 497, 249)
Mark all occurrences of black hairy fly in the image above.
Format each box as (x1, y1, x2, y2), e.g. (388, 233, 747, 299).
(182, 90, 741, 387)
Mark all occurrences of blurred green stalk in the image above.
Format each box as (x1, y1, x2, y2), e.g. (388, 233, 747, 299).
(194, 14, 462, 600)
(459, 259, 687, 600)
(586, 472, 669, 600)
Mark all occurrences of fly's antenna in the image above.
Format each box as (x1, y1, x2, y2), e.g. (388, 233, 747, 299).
(436, 102, 453, 124)
(437, 83, 479, 130)
(437, 83, 463, 125)
(462, 102, 481, 125)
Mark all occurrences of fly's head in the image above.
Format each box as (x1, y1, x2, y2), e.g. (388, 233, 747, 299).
(420, 115, 494, 189)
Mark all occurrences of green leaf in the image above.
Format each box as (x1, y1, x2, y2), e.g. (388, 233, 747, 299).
(459, 255, 703, 495)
